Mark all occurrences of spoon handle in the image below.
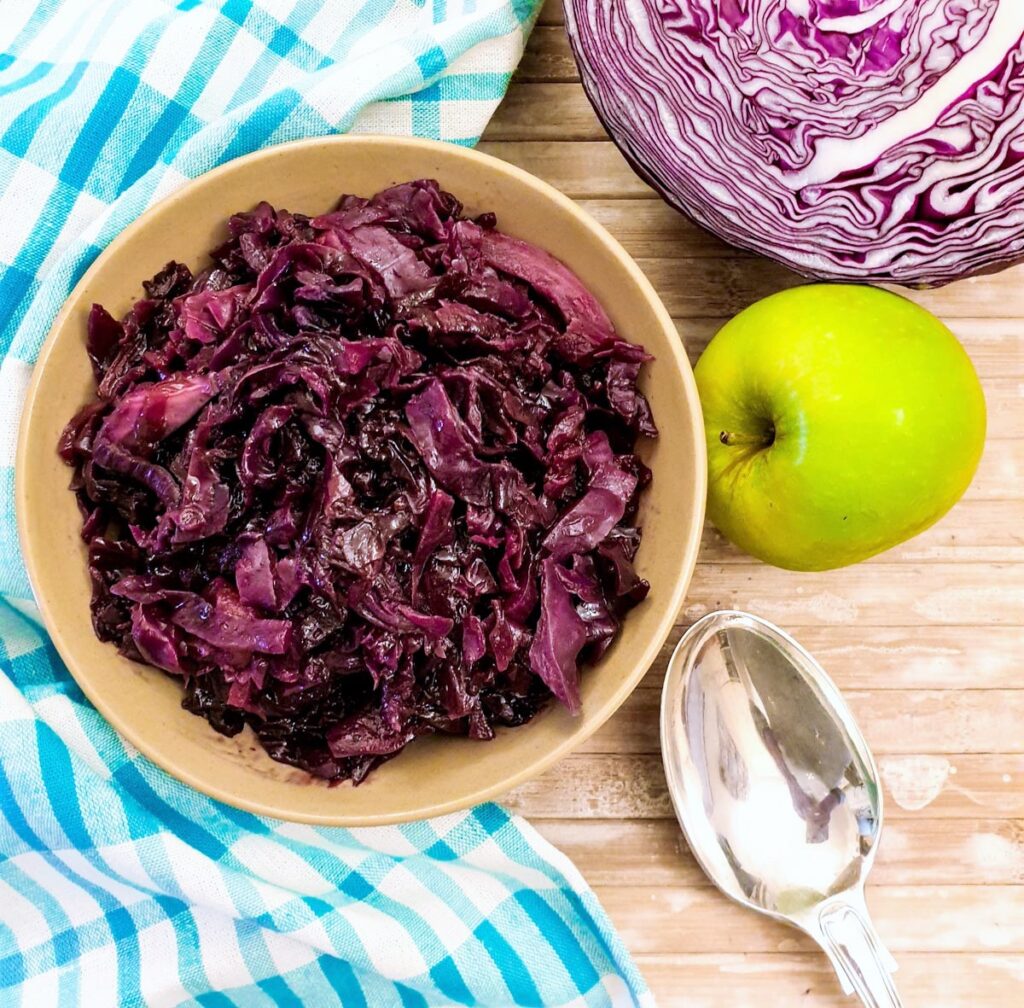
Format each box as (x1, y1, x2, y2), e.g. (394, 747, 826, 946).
(815, 895, 903, 1008)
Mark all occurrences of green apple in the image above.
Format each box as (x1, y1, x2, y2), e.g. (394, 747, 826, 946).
(694, 285, 986, 571)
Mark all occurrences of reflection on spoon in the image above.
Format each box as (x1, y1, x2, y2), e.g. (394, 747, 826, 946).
(661, 610, 902, 1007)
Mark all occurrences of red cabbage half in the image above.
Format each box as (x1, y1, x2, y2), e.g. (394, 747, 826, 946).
(565, 1, 1024, 286)
(59, 180, 655, 784)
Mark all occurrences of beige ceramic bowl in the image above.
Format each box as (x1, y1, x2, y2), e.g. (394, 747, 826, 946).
(17, 136, 705, 825)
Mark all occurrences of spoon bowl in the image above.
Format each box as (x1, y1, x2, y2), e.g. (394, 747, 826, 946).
(661, 610, 902, 1007)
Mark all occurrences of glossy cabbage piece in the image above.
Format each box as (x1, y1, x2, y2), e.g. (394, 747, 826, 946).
(59, 179, 656, 783)
(566, 1, 1024, 286)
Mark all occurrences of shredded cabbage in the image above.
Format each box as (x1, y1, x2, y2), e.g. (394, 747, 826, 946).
(59, 180, 655, 783)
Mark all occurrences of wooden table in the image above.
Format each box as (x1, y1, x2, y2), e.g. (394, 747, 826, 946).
(485, 4, 1024, 1004)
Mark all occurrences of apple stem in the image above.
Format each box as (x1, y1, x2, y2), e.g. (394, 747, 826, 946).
(720, 424, 775, 448)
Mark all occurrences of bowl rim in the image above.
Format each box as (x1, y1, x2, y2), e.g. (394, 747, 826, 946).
(15, 134, 706, 824)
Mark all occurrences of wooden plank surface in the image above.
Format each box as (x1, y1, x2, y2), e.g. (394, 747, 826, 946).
(486, 14, 1024, 1007)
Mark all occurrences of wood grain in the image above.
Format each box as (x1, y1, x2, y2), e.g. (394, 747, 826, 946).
(538, 0, 566, 27)
(507, 754, 1024, 820)
(634, 954, 1024, 1006)
(517, 31, 578, 83)
(486, 18, 1024, 1007)
(531, 818, 1024, 886)
(643, 624, 1023, 689)
(571, 687, 1024, 754)
(593, 886, 1024, 953)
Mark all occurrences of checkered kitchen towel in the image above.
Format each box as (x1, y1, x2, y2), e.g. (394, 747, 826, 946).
(0, 2, 654, 1005)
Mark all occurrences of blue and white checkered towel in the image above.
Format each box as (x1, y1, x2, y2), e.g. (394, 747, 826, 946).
(0, 2, 655, 1005)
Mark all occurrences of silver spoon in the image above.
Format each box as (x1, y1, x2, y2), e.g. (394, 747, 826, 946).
(660, 610, 902, 1007)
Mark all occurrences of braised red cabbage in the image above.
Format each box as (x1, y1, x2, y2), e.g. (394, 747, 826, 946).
(58, 180, 656, 784)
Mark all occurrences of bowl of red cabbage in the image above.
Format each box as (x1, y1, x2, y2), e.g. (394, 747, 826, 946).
(17, 136, 704, 825)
